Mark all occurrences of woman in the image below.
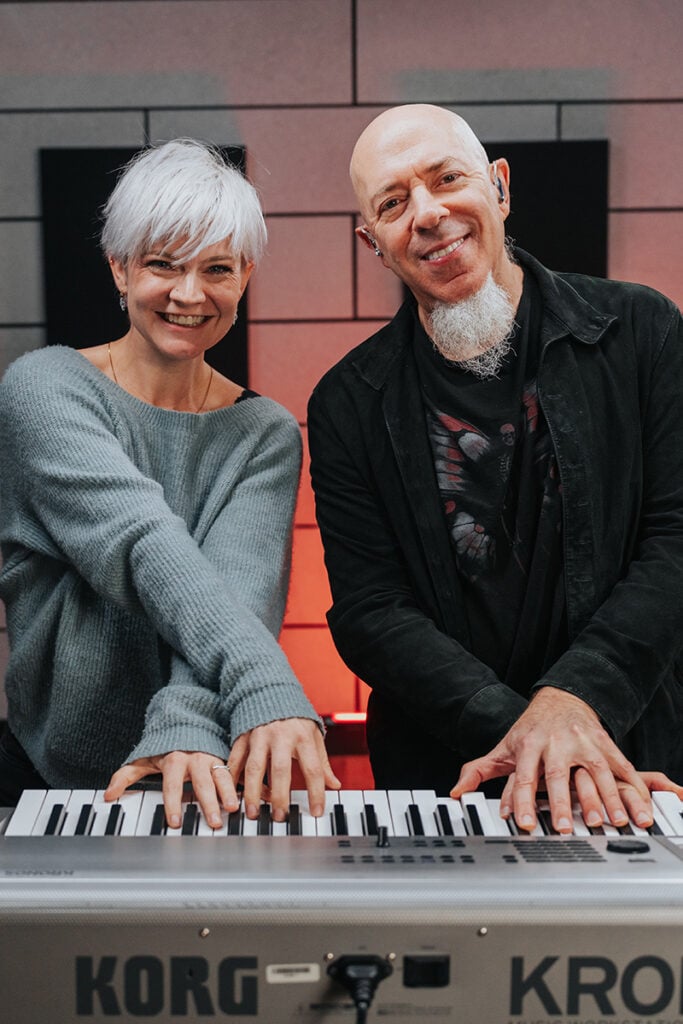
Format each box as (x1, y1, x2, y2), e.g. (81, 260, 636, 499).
(0, 139, 338, 828)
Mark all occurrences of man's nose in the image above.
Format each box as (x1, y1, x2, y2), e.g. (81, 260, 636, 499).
(411, 187, 449, 230)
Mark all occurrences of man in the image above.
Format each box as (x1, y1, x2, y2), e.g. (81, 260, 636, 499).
(308, 104, 683, 833)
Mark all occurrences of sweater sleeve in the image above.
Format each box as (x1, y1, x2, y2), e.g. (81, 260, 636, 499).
(0, 356, 319, 753)
(129, 405, 315, 759)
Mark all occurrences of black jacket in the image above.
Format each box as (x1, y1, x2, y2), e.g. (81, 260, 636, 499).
(308, 250, 683, 792)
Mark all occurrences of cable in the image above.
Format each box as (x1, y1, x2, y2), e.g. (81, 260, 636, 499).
(327, 954, 393, 1023)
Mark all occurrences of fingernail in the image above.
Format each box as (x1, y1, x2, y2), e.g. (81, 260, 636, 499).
(210, 815, 222, 829)
(246, 804, 259, 818)
(636, 811, 652, 827)
(520, 814, 534, 828)
(557, 817, 572, 833)
(586, 812, 602, 827)
(169, 814, 181, 829)
(613, 812, 628, 826)
(499, 804, 511, 818)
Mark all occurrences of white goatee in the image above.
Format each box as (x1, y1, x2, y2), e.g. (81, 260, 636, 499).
(426, 273, 518, 379)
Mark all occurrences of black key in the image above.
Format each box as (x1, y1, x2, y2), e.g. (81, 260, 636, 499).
(227, 809, 242, 836)
(436, 804, 455, 836)
(44, 804, 65, 836)
(538, 809, 555, 835)
(465, 803, 484, 835)
(589, 824, 605, 836)
(407, 804, 425, 837)
(288, 803, 301, 836)
(181, 803, 198, 836)
(257, 804, 272, 836)
(75, 804, 94, 836)
(618, 822, 635, 835)
(364, 803, 379, 837)
(648, 820, 664, 836)
(104, 804, 123, 836)
(333, 804, 348, 836)
(150, 804, 166, 836)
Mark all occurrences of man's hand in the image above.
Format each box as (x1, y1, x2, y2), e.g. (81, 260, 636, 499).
(450, 687, 651, 832)
(227, 717, 341, 821)
(105, 750, 241, 830)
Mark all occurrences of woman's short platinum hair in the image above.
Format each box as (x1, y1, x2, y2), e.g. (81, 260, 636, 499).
(100, 139, 267, 265)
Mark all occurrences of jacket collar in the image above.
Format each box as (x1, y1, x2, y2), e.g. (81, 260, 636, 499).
(349, 248, 618, 390)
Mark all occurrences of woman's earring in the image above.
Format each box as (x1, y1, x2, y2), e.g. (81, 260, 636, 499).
(119, 293, 128, 312)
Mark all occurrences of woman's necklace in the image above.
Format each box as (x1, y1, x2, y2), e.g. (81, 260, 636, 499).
(107, 341, 214, 413)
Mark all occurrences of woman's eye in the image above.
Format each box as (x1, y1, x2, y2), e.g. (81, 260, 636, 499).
(207, 264, 233, 275)
(146, 259, 173, 270)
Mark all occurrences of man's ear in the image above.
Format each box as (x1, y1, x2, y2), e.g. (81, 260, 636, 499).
(356, 225, 383, 257)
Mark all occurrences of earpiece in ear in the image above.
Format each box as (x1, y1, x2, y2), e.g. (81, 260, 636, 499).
(491, 160, 506, 203)
(361, 228, 383, 257)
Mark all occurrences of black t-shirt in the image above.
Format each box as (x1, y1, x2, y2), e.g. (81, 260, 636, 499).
(414, 273, 567, 693)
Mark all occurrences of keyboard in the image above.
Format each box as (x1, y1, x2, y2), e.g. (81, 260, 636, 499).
(1, 788, 682, 1023)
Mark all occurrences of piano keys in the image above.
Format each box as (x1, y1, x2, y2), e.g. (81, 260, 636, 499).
(1, 789, 683, 1023)
(4, 785, 683, 839)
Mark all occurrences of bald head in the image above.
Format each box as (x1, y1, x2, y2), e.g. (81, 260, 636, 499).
(350, 104, 489, 219)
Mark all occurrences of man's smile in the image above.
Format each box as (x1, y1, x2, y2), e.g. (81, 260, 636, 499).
(421, 235, 468, 262)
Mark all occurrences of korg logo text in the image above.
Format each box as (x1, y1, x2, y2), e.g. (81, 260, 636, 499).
(75, 956, 258, 1017)
(511, 955, 683, 1016)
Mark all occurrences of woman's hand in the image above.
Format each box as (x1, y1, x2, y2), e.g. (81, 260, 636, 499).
(104, 750, 240, 830)
(228, 717, 341, 821)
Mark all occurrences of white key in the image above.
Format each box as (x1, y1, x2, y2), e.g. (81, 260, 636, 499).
(434, 797, 469, 836)
(196, 802, 228, 836)
(338, 790, 366, 836)
(61, 789, 97, 836)
(88, 790, 116, 836)
(290, 789, 317, 836)
(462, 792, 510, 836)
(652, 791, 683, 836)
(272, 816, 289, 837)
(135, 790, 166, 835)
(410, 790, 441, 837)
(362, 790, 394, 835)
(386, 790, 413, 837)
(569, 801, 591, 837)
(316, 791, 340, 836)
(486, 797, 518, 836)
(5, 790, 49, 836)
(115, 791, 145, 836)
(241, 803, 260, 836)
(30, 789, 73, 836)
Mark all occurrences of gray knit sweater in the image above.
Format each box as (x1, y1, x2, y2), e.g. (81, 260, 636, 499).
(0, 346, 319, 788)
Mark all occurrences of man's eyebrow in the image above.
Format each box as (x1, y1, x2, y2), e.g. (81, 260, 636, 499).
(369, 157, 461, 208)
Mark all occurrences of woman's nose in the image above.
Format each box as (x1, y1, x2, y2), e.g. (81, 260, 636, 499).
(170, 272, 205, 303)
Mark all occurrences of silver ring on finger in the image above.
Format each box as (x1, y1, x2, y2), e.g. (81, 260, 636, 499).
(210, 763, 231, 773)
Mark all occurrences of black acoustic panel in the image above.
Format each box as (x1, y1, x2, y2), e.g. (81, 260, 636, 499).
(487, 139, 608, 277)
(40, 145, 249, 385)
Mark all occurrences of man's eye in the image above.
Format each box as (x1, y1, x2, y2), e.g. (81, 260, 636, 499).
(379, 197, 401, 215)
(441, 172, 459, 185)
